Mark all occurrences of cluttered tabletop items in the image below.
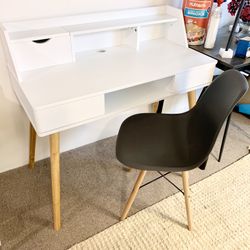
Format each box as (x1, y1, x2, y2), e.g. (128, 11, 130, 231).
(183, 0, 250, 160)
(189, 25, 250, 72)
(183, 0, 250, 72)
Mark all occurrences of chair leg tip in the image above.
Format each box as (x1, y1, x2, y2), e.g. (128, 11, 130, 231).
(122, 167, 132, 172)
(54, 225, 61, 231)
(120, 216, 126, 221)
(53, 221, 61, 231)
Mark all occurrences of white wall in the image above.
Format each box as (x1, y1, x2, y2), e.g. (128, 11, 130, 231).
(0, 0, 233, 173)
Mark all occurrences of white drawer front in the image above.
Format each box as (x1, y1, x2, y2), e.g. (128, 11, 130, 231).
(169, 64, 215, 94)
(34, 95, 105, 135)
(11, 35, 73, 71)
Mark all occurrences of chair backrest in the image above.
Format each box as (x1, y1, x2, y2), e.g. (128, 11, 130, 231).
(188, 69, 248, 162)
(239, 75, 250, 104)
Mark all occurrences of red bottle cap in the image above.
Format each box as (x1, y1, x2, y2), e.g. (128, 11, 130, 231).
(217, 0, 224, 7)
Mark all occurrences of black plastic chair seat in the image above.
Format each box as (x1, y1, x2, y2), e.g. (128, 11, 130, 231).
(116, 70, 249, 173)
(116, 113, 208, 172)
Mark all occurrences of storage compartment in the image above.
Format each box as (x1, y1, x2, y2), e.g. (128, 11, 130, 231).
(33, 95, 105, 136)
(10, 34, 73, 71)
(105, 77, 174, 114)
(72, 27, 139, 53)
(72, 30, 124, 53)
(169, 64, 215, 93)
(139, 23, 166, 42)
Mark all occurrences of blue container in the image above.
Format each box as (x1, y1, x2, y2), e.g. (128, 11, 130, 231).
(235, 37, 250, 58)
(237, 104, 250, 115)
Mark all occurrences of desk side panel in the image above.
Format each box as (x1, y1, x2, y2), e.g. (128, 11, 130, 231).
(0, 26, 22, 82)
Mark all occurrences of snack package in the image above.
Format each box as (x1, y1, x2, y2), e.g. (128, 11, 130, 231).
(183, 0, 213, 45)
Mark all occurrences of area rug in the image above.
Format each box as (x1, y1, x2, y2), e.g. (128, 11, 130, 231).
(69, 154, 250, 250)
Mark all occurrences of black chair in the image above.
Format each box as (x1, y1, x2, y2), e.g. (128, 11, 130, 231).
(116, 69, 248, 231)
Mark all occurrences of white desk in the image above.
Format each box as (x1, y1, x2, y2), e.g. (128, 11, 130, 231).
(0, 5, 217, 230)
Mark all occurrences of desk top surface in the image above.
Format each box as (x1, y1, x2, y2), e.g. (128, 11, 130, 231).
(190, 26, 250, 72)
(21, 39, 216, 109)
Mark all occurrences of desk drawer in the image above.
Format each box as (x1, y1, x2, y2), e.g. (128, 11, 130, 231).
(34, 95, 105, 135)
(169, 64, 215, 93)
(11, 35, 73, 71)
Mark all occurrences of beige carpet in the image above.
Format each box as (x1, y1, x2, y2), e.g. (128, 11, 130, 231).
(70, 154, 250, 250)
(0, 113, 249, 250)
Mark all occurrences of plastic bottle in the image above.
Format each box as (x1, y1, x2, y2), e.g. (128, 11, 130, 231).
(204, 5, 222, 49)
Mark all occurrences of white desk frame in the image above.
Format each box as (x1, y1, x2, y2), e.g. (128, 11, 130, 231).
(0, 5, 216, 230)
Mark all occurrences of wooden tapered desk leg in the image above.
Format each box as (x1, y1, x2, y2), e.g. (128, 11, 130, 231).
(152, 102, 159, 113)
(29, 123, 37, 169)
(50, 133, 61, 231)
(188, 91, 196, 109)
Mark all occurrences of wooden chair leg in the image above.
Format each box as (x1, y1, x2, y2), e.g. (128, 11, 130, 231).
(120, 170, 147, 221)
(182, 171, 192, 231)
(187, 86, 196, 210)
(50, 133, 61, 231)
(188, 91, 196, 109)
(29, 123, 37, 169)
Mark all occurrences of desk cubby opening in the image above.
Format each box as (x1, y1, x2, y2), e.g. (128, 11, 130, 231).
(104, 77, 175, 115)
(71, 27, 139, 54)
(71, 21, 176, 56)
